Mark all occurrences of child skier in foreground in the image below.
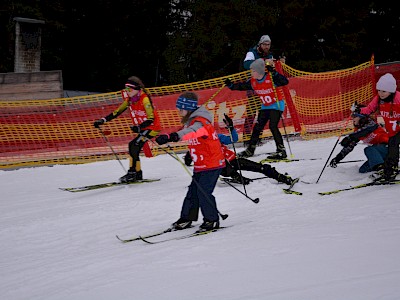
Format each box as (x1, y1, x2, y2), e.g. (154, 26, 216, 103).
(155, 92, 225, 232)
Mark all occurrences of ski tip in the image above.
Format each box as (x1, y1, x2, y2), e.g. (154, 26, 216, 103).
(139, 236, 155, 244)
(115, 235, 127, 242)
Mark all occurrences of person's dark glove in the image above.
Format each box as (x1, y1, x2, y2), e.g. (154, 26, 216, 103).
(94, 118, 106, 128)
(223, 113, 234, 131)
(224, 78, 233, 89)
(351, 102, 361, 114)
(266, 65, 275, 73)
(329, 158, 338, 168)
(130, 125, 141, 133)
(155, 134, 169, 145)
(155, 132, 180, 145)
(183, 151, 193, 166)
(169, 132, 179, 142)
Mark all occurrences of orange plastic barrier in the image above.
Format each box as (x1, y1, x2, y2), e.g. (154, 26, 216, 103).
(0, 56, 390, 169)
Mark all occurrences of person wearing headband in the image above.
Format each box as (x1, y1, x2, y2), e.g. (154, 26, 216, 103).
(93, 76, 161, 183)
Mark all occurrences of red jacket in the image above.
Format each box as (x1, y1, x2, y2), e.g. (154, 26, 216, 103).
(181, 116, 225, 172)
(361, 91, 400, 137)
(359, 126, 389, 145)
(121, 90, 161, 131)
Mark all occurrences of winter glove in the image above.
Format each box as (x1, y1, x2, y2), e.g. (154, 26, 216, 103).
(266, 65, 275, 73)
(130, 125, 141, 133)
(183, 151, 193, 166)
(155, 134, 169, 145)
(223, 113, 234, 132)
(155, 132, 180, 145)
(94, 118, 106, 128)
(350, 102, 361, 114)
(169, 132, 179, 142)
(329, 158, 338, 168)
(224, 78, 233, 89)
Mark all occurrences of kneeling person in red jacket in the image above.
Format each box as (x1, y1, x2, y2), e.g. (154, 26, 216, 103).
(330, 112, 389, 174)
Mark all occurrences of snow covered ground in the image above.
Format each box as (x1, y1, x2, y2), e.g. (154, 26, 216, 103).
(1, 137, 400, 300)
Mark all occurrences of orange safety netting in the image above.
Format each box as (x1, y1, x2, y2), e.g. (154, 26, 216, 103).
(280, 56, 376, 139)
(0, 57, 379, 169)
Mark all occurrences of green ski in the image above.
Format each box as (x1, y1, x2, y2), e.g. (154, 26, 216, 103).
(60, 178, 160, 192)
(319, 179, 400, 195)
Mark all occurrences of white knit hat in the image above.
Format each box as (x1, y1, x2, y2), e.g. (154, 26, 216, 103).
(258, 35, 271, 45)
(376, 73, 397, 93)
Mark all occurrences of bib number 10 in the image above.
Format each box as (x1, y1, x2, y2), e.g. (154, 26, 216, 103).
(260, 95, 275, 105)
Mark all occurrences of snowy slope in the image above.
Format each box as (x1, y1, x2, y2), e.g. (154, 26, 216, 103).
(1, 137, 400, 300)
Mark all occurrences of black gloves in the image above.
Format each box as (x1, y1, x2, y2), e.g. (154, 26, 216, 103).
(169, 132, 179, 142)
(329, 158, 338, 168)
(266, 65, 275, 73)
(184, 151, 193, 166)
(130, 125, 141, 133)
(156, 135, 169, 145)
(155, 132, 179, 145)
(224, 78, 233, 88)
(94, 118, 106, 128)
(131, 120, 153, 134)
(223, 113, 234, 132)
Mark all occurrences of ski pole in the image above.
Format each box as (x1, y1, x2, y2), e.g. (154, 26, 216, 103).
(203, 83, 226, 106)
(221, 179, 260, 203)
(248, 176, 269, 181)
(97, 128, 127, 173)
(167, 145, 229, 220)
(148, 139, 228, 220)
(316, 114, 353, 183)
(224, 115, 249, 196)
